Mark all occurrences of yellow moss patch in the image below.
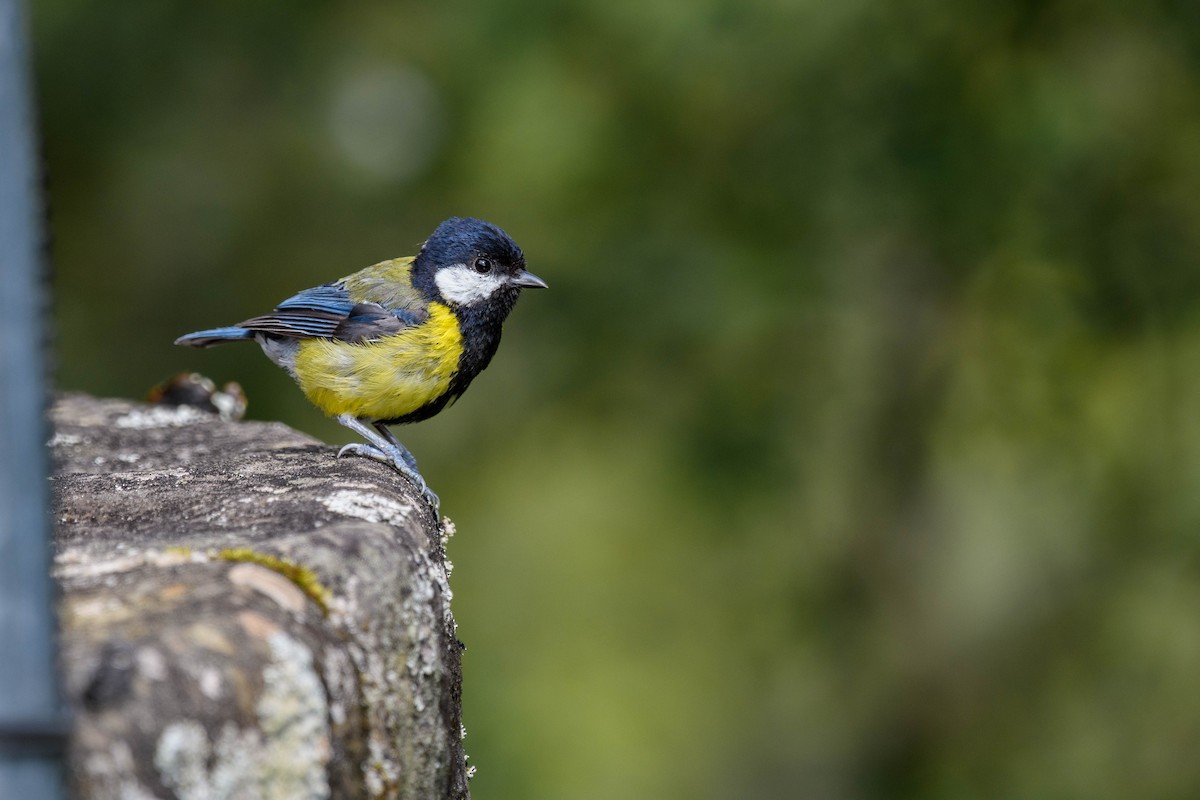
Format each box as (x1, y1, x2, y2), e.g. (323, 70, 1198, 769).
(216, 548, 333, 615)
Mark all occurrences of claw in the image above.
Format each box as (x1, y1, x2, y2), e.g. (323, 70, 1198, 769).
(421, 485, 441, 511)
(337, 442, 389, 463)
(337, 441, 439, 510)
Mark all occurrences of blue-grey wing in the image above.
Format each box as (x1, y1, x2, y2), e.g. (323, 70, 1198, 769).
(237, 281, 426, 342)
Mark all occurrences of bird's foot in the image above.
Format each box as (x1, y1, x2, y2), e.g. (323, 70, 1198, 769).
(337, 443, 440, 510)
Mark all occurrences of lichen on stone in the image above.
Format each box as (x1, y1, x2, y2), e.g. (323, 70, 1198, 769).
(114, 405, 210, 429)
(320, 489, 412, 526)
(153, 631, 332, 800)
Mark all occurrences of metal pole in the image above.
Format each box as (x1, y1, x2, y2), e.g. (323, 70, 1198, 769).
(0, 0, 69, 796)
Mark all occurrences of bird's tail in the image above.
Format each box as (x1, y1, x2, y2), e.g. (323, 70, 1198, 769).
(174, 326, 255, 348)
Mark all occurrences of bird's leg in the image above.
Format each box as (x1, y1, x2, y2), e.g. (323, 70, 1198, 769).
(335, 414, 439, 509)
(372, 422, 419, 471)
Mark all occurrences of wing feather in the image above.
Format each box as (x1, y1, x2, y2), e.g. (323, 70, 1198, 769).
(236, 275, 427, 343)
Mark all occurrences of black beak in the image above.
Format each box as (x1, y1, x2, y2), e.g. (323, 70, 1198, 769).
(511, 270, 548, 289)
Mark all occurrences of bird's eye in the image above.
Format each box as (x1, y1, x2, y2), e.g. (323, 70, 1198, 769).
(473, 257, 492, 274)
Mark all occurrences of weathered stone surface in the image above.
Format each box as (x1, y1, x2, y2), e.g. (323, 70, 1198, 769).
(51, 393, 469, 800)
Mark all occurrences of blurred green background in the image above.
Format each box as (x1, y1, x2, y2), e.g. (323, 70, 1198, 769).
(33, 1, 1200, 797)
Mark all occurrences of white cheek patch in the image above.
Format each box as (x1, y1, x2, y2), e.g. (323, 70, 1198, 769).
(435, 263, 508, 306)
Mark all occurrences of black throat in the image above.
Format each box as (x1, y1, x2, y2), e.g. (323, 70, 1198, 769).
(449, 286, 520, 397)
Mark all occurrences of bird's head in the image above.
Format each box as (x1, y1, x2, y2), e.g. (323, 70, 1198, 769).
(414, 217, 547, 309)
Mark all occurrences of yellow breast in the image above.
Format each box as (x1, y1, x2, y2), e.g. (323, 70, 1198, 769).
(291, 303, 464, 420)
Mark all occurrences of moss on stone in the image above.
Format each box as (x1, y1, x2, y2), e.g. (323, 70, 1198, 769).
(216, 548, 333, 615)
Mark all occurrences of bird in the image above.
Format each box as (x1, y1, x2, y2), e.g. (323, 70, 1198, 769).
(175, 217, 546, 509)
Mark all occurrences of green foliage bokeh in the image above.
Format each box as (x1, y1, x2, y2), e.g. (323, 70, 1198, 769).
(35, 1, 1200, 797)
